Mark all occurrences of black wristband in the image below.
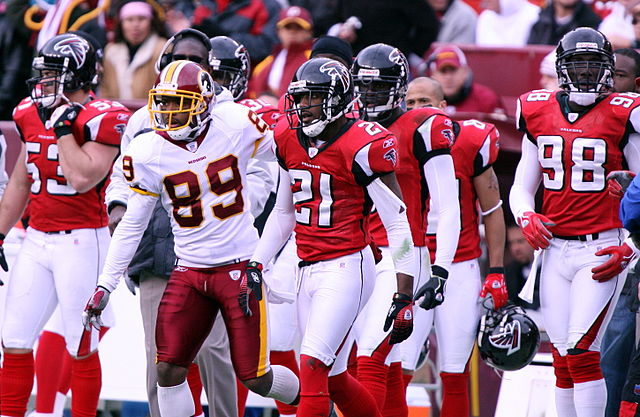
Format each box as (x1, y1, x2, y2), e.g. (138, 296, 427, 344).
(0, 233, 6, 241)
(54, 124, 73, 138)
(393, 292, 412, 302)
(431, 264, 449, 279)
(488, 267, 505, 274)
(107, 201, 127, 215)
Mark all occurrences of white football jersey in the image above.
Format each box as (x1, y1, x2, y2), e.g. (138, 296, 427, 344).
(122, 101, 273, 267)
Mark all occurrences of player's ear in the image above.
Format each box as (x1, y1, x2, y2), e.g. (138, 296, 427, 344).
(634, 77, 640, 93)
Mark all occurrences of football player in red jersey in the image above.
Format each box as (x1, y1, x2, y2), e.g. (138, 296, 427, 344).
(248, 57, 416, 417)
(510, 27, 640, 417)
(0, 33, 131, 417)
(351, 44, 460, 416)
(209, 35, 300, 417)
(405, 76, 506, 417)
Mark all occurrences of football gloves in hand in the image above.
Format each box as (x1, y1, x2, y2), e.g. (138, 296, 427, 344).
(238, 261, 263, 316)
(383, 292, 413, 344)
(82, 286, 110, 330)
(480, 268, 508, 309)
(415, 265, 448, 310)
(50, 104, 81, 138)
(592, 243, 636, 282)
(519, 211, 555, 250)
(606, 170, 636, 199)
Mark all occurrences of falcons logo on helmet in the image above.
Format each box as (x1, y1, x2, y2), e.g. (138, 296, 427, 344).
(319, 61, 351, 90)
(53, 37, 90, 69)
(489, 320, 521, 355)
(388, 48, 408, 76)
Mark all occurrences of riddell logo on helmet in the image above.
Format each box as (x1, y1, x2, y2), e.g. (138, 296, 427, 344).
(53, 37, 89, 68)
(575, 42, 598, 49)
(489, 320, 521, 355)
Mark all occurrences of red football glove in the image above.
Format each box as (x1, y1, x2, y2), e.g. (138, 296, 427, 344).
(383, 292, 413, 345)
(518, 211, 555, 250)
(592, 243, 636, 282)
(82, 286, 111, 330)
(480, 268, 508, 309)
(606, 170, 636, 199)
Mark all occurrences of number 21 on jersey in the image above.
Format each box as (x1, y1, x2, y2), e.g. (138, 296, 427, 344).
(289, 169, 333, 227)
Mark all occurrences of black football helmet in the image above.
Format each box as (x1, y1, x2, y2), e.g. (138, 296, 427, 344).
(28, 33, 97, 109)
(477, 304, 540, 371)
(209, 36, 250, 100)
(352, 43, 409, 121)
(556, 27, 614, 101)
(285, 57, 354, 137)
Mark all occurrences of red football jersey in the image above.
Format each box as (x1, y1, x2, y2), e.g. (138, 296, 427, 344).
(274, 118, 398, 262)
(426, 120, 500, 263)
(368, 107, 454, 247)
(13, 97, 130, 232)
(517, 90, 640, 235)
(239, 98, 282, 129)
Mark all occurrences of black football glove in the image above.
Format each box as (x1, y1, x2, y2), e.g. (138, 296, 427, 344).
(238, 261, 263, 316)
(415, 265, 448, 310)
(51, 104, 81, 138)
(82, 286, 111, 330)
(383, 292, 413, 344)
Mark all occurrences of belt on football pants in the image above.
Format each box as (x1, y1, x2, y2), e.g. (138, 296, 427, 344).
(552, 233, 600, 242)
(44, 229, 73, 235)
(298, 260, 319, 268)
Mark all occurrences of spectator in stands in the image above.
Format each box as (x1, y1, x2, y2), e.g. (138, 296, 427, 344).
(631, 6, 640, 47)
(428, 45, 505, 115)
(429, 0, 477, 44)
(599, 0, 640, 48)
(189, 0, 281, 65)
(248, 5, 313, 100)
(527, 0, 601, 45)
(599, 47, 640, 417)
(476, 0, 540, 46)
(101, 1, 167, 100)
(322, 0, 439, 58)
(539, 50, 559, 89)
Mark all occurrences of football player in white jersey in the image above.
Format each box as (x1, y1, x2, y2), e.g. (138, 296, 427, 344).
(83, 60, 299, 417)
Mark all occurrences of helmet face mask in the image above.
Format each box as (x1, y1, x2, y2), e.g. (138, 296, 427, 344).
(285, 58, 354, 137)
(148, 60, 215, 141)
(352, 43, 409, 121)
(556, 28, 614, 105)
(477, 304, 540, 371)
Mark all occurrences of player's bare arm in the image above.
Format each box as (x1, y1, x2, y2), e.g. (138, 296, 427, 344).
(474, 167, 505, 269)
(0, 144, 31, 236)
(56, 138, 119, 194)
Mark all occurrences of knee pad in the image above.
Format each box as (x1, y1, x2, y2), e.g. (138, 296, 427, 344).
(551, 347, 573, 389)
(566, 349, 603, 383)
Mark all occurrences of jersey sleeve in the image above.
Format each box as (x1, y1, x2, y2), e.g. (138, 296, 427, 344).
(123, 139, 162, 198)
(353, 133, 398, 186)
(85, 107, 131, 147)
(413, 113, 454, 164)
(473, 125, 500, 176)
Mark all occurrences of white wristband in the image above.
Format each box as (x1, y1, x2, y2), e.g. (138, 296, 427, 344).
(481, 199, 503, 216)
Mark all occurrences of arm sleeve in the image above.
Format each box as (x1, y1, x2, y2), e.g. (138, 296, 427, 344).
(251, 165, 296, 265)
(104, 111, 144, 207)
(623, 132, 640, 173)
(97, 190, 157, 291)
(367, 178, 415, 276)
(0, 134, 9, 198)
(509, 135, 542, 222)
(424, 153, 460, 269)
(246, 159, 275, 218)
